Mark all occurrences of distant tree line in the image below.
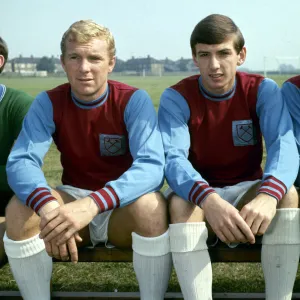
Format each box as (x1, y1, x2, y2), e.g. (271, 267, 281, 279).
(36, 56, 56, 73)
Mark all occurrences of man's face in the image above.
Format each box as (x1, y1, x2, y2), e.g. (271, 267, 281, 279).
(0, 55, 5, 74)
(61, 38, 115, 101)
(193, 37, 246, 95)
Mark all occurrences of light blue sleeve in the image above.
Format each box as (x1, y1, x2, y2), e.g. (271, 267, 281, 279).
(282, 81, 300, 186)
(6, 92, 55, 204)
(158, 88, 210, 202)
(257, 79, 298, 190)
(106, 89, 164, 205)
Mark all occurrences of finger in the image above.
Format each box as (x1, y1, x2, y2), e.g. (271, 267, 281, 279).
(257, 219, 271, 236)
(74, 232, 83, 243)
(45, 241, 53, 258)
(40, 217, 64, 239)
(67, 237, 78, 263)
(51, 241, 61, 260)
(243, 213, 256, 229)
(59, 243, 69, 261)
(221, 227, 236, 244)
(229, 225, 248, 243)
(236, 216, 255, 244)
(250, 216, 264, 236)
(43, 222, 70, 242)
(40, 209, 60, 230)
(56, 228, 77, 246)
(215, 230, 227, 244)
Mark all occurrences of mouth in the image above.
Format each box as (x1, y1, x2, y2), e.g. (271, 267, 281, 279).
(78, 78, 93, 82)
(209, 74, 223, 78)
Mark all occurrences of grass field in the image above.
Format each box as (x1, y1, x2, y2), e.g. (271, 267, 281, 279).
(0, 74, 299, 293)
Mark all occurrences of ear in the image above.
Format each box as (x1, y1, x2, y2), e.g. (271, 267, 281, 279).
(60, 55, 66, 72)
(108, 56, 116, 73)
(192, 54, 199, 67)
(237, 46, 246, 66)
(0, 55, 5, 70)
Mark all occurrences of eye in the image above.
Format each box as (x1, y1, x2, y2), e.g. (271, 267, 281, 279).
(89, 56, 102, 61)
(199, 53, 208, 57)
(220, 51, 230, 56)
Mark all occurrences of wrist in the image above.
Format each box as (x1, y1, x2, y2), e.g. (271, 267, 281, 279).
(256, 192, 278, 205)
(86, 196, 101, 216)
(38, 201, 60, 217)
(201, 192, 220, 210)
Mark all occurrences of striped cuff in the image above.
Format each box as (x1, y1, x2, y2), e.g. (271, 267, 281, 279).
(188, 181, 216, 206)
(26, 187, 57, 214)
(89, 186, 120, 213)
(258, 176, 287, 202)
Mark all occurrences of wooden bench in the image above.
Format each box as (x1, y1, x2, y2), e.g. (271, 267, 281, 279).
(76, 240, 262, 263)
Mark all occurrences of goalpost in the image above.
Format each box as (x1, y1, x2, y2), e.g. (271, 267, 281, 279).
(263, 56, 300, 77)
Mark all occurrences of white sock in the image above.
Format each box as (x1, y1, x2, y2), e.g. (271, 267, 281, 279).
(132, 230, 172, 300)
(3, 232, 52, 300)
(170, 222, 212, 300)
(262, 208, 300, 300)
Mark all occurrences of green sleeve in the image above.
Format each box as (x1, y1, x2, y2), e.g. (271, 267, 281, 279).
(10, 90, 34, 139)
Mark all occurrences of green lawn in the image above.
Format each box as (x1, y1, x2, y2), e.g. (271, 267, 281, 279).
(0, 74, 299, 293)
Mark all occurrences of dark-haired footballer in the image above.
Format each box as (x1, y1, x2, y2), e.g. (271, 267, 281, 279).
(282, 75, 300, 188)
(159, 14, 300, 300)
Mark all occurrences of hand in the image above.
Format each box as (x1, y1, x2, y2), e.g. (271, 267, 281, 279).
(239, 193, 277, 236)
(202, 193, 255, 244)
(45, 232, 82, 263)
(39, 197, 99, 245)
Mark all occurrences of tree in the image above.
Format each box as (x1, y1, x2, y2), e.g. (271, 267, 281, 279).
(36, 56, 55, 73)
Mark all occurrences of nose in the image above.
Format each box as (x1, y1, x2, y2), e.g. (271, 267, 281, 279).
(209, 55, 220, 70)
(79, 59, 90, 73)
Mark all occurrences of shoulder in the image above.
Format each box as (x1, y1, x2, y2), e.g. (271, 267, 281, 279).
(5, 87, 34, 102)
(3, 87, 34, 111)
(170, 75, 200, 92)
(284, 75, 300, 88)
(236, 72, 265, 88)
(108, 80, 138, 96)
(46, 83, 71, 99)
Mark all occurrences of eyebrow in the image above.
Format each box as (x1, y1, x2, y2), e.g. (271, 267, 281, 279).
(197, 48, 232, 55)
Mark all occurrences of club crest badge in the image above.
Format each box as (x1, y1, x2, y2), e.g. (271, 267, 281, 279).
(100, 134, 126, 156)
(232, 120, 256, 146)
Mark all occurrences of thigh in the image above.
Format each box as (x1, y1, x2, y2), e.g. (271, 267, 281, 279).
(107, 192, 168, 248)
(169, 193, 205, 223)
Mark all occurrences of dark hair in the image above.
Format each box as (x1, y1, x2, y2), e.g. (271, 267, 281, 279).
(0, 37, 8, 73)
(190, 14, 245, 56)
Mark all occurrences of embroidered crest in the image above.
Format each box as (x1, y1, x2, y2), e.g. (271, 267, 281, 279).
(232, 120, 256, 146)
(100, 134, 126, 156)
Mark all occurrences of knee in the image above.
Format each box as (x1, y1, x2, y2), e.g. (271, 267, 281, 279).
(278, 185, 298, 209)
(5, 196, 40, 240)
(169, 194, 204, 224)
(129, 192, 168, 237)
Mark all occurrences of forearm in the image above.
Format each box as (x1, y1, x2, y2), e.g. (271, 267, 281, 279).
(166, 156, 216, 207)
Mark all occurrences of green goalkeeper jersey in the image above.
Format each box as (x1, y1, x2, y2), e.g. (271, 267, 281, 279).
(0, 84, 33, 192)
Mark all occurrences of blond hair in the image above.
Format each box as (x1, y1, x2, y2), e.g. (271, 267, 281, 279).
(60, 20, 116, 59)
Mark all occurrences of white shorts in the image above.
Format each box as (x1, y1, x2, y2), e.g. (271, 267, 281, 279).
(164, 179, 261, 208)
(56, 185, 113, 247)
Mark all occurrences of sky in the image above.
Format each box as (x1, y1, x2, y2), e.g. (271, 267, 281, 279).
(1, 0, 299, 71)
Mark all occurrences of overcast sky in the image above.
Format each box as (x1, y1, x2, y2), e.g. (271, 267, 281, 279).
(1, 0, 299, 70)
